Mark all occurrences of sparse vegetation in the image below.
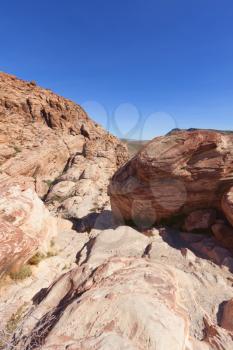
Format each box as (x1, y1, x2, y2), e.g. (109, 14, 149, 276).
(13, 145, 22, 154)
(43, 179, 53, 187)
(46, 250, 57, 258)
(28, 248, 57, 266)
(0, 303, 28, 349)
(48, 194, 67, 203)
(9, 265, 32, 281)
(5, 303, 27, 334)
(28, 252, 46, 266)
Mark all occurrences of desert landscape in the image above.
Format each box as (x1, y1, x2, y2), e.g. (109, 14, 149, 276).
(0, 72, 233, 349)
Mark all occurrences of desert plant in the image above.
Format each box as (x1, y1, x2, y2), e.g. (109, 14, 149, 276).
(50, 238, 55, 247)
(9, 265, 32, 281)
(13, 145, 22, 154)
(46, 250, 57, 258)
(28, 252, 46, 266)
(43, 179, 53, 187)
(5, 304, 27, 334)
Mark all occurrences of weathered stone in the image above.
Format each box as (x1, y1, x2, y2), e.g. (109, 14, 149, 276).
(222, 186, 233, 227)
(0, 183, 57, 277)
(109, 130, 233, 228)
(220, 299, 233, 332)
(0, 72, 128, 199)
(11, 226, 233, 350)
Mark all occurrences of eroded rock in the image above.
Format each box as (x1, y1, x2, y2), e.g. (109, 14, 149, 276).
(0, 72, 128, 201)
(9, 227, 233, 350)
(0, 183, 57, 278)
(109, 130, 233, 228)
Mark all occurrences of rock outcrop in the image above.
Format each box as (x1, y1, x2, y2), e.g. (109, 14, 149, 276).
(0, 181, 57, 278)
(0, 72, 128, 208)
(109, 129, 233, 231)
(8, 227, 233, 350)
(2, 74, 233, 350)
(0, 72, 128, 345)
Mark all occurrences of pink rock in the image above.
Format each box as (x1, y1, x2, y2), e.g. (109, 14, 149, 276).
(0, 184, 57, 276)
(0, 221, 37, 277)
(109, 129, 233, 225)
(222, 186, 233, 227)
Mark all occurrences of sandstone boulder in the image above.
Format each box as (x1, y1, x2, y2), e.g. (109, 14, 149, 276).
(0, 183, 57, 277)
(0, 221, 37, 278)
(109, 129, 233, 228)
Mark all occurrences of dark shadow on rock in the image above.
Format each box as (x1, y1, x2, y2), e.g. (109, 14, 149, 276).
(75, 236, 96, 265)
(70, 210, 117, 233)
(159, 227, 233, 273)
(217, 301, 228, 326)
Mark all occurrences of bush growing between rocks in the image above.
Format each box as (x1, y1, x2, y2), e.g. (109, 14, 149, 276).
(28, 252, 46, 266)
(9, 265, 32, 281)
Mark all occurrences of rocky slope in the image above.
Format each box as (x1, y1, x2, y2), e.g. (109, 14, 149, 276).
(0, 72, 128, 202)
(0, 72, 127, 347)
(1, 74, 233, 350)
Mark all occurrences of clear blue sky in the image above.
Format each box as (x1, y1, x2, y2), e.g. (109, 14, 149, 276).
(1, 0, 233, 139)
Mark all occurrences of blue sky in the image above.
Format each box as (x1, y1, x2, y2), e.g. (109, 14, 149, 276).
(1, 0, 233, 139)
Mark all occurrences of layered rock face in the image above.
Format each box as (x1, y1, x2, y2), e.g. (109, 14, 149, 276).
(0, 181, 57, 278)
(109, 129, 233, 229)
(0, 72, 128, 203)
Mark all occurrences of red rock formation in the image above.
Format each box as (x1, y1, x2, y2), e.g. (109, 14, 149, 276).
(0, 182, 57, 277)
(0, 72, 128, 198)
(0, 221, 37, 278)
(222, 186, 233, 227)
(109, 129, 233, 227)
(9, 227, 233, 350)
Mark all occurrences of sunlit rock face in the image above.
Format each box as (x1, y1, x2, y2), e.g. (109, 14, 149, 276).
(0, 182, 57, 278)
(109, 129, 233, 228)
(2, 73, 233, 350)
(10, 227, 233, 350)
(0, 72, 128, 204)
